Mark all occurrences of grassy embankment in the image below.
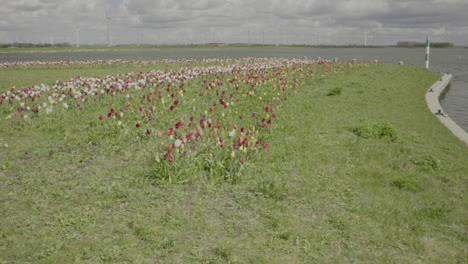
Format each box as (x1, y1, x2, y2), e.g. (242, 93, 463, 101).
(0, 61, 467, 263)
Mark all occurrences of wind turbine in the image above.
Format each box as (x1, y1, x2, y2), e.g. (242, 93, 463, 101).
(262, 30, 265, 46)
(364, 30, 367, 46)
(75, 27, 80, 48)
(105, 11, 111, 47)
(137, 30, 140, 46)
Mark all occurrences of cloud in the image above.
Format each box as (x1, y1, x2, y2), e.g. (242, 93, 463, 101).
(0, 0, 467, 45)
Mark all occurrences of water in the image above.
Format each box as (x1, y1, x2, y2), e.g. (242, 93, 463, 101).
(1, 47, 466, 131)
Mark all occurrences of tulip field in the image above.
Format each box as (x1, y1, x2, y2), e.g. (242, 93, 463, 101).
(1, 58, 347, 182)
(1, 58, 467, 263)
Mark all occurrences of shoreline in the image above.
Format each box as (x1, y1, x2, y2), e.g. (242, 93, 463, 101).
(426, 73, 468, 145)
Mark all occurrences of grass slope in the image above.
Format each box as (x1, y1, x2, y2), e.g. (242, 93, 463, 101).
(0, 63, 467, 263)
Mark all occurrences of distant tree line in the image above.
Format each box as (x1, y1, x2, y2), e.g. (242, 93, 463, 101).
(0, 43, 73, 48)
(397, 41, 455, 48)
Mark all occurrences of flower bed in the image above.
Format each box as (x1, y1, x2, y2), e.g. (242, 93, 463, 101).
(1, 57, 348, 181)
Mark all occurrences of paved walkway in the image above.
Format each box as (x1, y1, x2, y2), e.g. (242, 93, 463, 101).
(425, 74, 468, 146)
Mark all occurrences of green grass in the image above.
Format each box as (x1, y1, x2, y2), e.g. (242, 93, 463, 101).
(0, 61, 467, 263)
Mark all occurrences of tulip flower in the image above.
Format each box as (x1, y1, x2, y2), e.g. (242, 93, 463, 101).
(165, 151, 174, 163)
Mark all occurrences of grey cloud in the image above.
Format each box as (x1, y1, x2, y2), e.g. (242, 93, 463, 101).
(0, 0, 467, 45)
(8, 0, 59, 16)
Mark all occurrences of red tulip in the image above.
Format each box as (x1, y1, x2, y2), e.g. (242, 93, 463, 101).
(165, 151, 174, 163)
(99, 115, 104, 120)
(167, 144, 174, 152)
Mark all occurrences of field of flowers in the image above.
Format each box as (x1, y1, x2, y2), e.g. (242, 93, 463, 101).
(0, 57, 255, 68)
(1, 57, 350, 182)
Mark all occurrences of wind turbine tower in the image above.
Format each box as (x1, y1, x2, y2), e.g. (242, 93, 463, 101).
(364, 30, 367, 46)
(262, 30, 265, 46)
(76, 27, 80, 48)
(106, 13, 111, 47)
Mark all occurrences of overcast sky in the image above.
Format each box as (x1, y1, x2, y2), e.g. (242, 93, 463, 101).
(1, 0, 467, 46)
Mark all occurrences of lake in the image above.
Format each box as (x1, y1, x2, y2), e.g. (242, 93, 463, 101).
(1, 47, 466, 132)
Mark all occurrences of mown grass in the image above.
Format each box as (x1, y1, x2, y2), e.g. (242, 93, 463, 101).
(0, 61, 467, 263)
